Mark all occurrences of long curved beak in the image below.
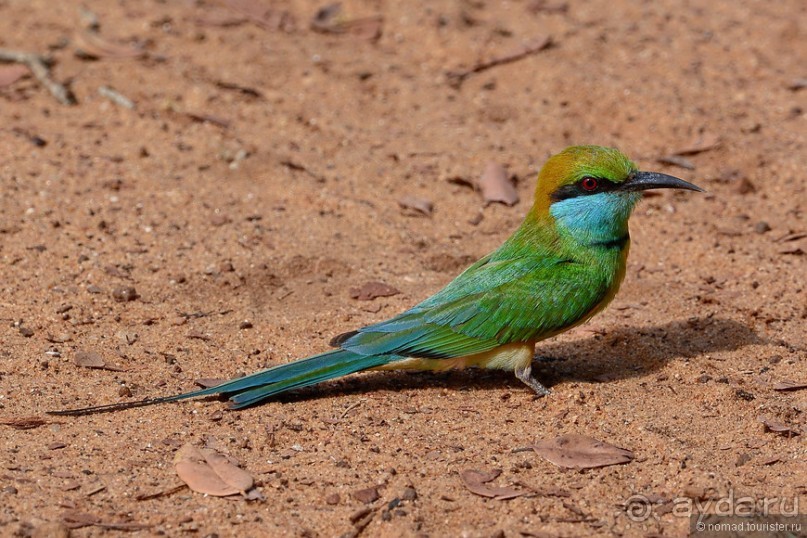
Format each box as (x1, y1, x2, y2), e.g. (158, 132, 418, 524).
(622, 171, 704, 192)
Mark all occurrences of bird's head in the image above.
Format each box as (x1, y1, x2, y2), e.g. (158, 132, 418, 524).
(531, 145, 703, 246)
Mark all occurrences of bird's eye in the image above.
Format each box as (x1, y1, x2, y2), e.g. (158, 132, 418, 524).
(580, 177, 599, 192)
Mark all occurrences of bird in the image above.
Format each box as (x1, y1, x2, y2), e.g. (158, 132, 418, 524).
(51, 145, 702, 416)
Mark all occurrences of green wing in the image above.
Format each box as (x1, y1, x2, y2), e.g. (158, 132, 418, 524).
(338, 254, 610, 360)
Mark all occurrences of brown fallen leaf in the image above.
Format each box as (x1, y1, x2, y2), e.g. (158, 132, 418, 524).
(772, 380, 807, 392)
(310, 3, 383, 40)
(528, 0, 569, 13)
(195, 378, 228, 389)
(531, 434, 634, 469)
(758, 415, 800, 436)
(0, 64, 29, 87)
(786, 78, 807, 91)
(398, 195, 433, 216)
(223, 0, 293, 31)
(61, 511, 100, 529)
(74, 30, 144, 60)
(202, 450, 254, 491)
(673, 132, 721, 156)
(460, 469, 526, 500)
(350, 281, 400, 301)
(656, 155, 696, 170)
(186, 112, 231, 128)
(0, 416, 48, 429)
(74, 350, 123, 371)
(774, 231, 807, 243)
(423, 253, 476, 273)
(479, 162, 519, 206)
(215, 80, 263, 98)
(61, 510, 150, 531)
(195, 7, 249, 27)
(174, 443, 255, 497)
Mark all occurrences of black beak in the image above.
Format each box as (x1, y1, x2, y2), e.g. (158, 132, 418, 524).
(622, 171, 704, 193)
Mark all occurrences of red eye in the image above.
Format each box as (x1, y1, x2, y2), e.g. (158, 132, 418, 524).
(581, 177, 599, 191)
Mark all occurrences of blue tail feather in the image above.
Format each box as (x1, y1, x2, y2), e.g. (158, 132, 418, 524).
(49, 349, 394, 415)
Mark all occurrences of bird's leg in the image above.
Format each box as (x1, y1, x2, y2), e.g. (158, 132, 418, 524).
(514, 364, 551, 397)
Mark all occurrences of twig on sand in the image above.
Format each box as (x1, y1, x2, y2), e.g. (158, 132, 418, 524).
(0, 48, 75, 105)
(446, 36, 553, 88)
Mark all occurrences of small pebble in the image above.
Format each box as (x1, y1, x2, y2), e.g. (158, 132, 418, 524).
(401, 487, 418, 501)
(112, 286, 139, 302)
(352, 487, 379, 504)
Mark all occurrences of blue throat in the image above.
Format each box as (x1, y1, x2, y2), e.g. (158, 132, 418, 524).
(549, 192, 641, 247)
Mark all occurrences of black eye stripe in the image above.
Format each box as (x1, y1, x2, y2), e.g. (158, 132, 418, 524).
(550, 177, 620, 201)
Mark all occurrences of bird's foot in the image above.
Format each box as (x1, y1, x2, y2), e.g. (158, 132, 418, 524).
(514, 364, 551, 397)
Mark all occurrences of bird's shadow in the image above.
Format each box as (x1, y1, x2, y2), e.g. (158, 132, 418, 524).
(266, 316, 763, 403)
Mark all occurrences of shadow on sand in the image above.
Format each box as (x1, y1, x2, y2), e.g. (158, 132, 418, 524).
(266, 316, 764, 403)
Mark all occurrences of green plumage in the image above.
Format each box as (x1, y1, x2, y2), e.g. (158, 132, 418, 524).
(344, 215, 617, 358)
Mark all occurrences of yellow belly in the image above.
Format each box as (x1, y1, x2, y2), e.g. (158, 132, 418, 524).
(371, 342, 535, 373)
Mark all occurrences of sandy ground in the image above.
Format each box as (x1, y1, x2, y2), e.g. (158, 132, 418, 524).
(0, 0, 805, 536)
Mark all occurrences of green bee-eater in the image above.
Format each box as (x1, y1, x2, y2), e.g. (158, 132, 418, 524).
(53, 145, 702, 415)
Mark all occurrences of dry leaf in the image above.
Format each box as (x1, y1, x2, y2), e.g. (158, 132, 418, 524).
(74, 30, 144, 60)
(310, 3, 382, 40)
(479, 162, 519, 206)
(195, 378, 228, 389)
(460, 469, 526, 500)
(0, 416, 48, 429)
(195, 8, 248, 27)
(60, 510, 148, 531)
(174, 443, 255, 497)
(0, 64, 30, 87)
(349, 281, 400, 301)
(532, 434, 634, 469)
(74, 350, 122, 371)
(423, 253, 476, 273)
(201, 449, 254, 491)
(186, 112, 231, 128)
(656, 155, 696, 170)
(61, 511, 100, 529)
(772, 380, 807, 392)
(223, 0, 291, 30)
(673, 132, 721, 156)
(398, 195, 433, 216)
(758, 415, 799, 436)
(786, 79, 807, 91)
